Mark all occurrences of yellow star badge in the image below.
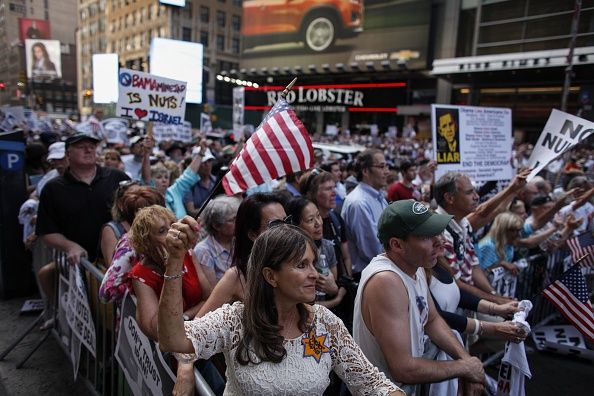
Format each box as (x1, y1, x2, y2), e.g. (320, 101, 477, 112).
(301, 329, 331, 363)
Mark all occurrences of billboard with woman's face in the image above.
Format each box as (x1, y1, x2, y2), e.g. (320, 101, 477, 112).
(25, 39, 62, 79)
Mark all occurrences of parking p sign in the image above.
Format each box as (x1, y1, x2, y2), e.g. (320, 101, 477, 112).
(0, 141, 25, 172)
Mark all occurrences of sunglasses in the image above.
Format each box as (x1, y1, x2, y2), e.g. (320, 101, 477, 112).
(116, 180, 139, 200)
(267, 215, 294, 229)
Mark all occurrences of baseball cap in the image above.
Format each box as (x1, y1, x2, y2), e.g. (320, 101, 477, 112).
(47, 142, 65, 160)
(129, 135, 144, 147)
(201, 148, 216, 162)
(65, 133, 100, 149)
(377, 200, 453, 243)
(530, 195, 552, 207)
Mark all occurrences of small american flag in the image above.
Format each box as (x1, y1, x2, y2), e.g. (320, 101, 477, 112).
(543, 264, 594, 343)
(222, 97, 313, 195)
(567, 232, 594, 267)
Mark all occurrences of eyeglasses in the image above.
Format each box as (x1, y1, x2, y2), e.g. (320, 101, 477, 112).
(267, 215, 294, 229)
(369, 163, 388, 169)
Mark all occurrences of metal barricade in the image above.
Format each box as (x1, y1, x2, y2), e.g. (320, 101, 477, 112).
(44, 248, 214, 396)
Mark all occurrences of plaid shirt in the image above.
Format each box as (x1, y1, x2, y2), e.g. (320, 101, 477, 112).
(437, 207, 479, 284)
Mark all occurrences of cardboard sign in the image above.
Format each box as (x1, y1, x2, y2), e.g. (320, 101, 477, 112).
(527, 109, 594, 181)
(102, 118, 129, 144)
(432, 104, 513, 182)
(117, 68, 187, 125)
(66, 265, 96, 358)
(115, 292, 176, 396)
(152, 121, 193, 143)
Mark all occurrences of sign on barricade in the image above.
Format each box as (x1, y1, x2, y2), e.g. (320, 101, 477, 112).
(527, 109, 594, 181)
(531, 324, 594, 361)
(152, 121, 193, 143)
(432, 104, 513, 182)
(115, 291, 176, 396)
(117, 68, 187, 125)
(66, 265, 97, 358)
(489, 267, 517, 298)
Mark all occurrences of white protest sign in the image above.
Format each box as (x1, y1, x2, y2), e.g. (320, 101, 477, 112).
(102, 118, 129, 144)
(117, 68, 187, 125)
(233, 87, 244, 141)
(433, 104, 513, 182)
(76, 116, 104, 140)
(152, 121, 193, 143)
(532, 324, 587, 350)
(526, 109, 594, 181)
(200, 112, 212, 134)
(115, 292, 176, 396)
(66, 265, 96, 358)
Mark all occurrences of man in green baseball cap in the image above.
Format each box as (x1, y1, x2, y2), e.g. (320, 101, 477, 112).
(353, 200, 485, 396)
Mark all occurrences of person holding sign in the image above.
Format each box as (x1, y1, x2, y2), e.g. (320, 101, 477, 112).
(158, 220, 403, 395)
(128, 205, 214, 396)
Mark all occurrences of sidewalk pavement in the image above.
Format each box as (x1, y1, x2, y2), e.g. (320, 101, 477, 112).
(0, 295, 88, 396)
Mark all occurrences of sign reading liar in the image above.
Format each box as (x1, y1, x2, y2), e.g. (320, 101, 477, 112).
(527, 109, 594, 181)
(117, 68, 187, 125)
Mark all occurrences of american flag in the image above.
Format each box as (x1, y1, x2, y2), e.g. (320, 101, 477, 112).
(222, 97, 313, 195)
(567, 232, 594, 267)
(543, 264, 594, 343)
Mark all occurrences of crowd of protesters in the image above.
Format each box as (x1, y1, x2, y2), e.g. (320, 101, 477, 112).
(15, 120, 594, 395)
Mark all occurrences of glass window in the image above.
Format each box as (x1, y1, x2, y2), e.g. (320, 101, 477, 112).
(182, 27, 192, 42)
(217, 35, 225, 51)
(232, 15, 240, 31)
(200, 31, 209, 47)
(200, 6, 209, 23)
(217, 10, 226, 27)
(231, 37, 240, 54)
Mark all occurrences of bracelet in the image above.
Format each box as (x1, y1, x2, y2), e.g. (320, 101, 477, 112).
(163, 272, 183, 280)
(471, 319, 481, 336)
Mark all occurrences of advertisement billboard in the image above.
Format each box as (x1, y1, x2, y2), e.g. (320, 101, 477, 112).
(240, 0, 431, 71)
(25, 39, 62, 79)
(150, 38, 203, 104)
(19, 18, 51, 42)
(93, 54, 119, 103)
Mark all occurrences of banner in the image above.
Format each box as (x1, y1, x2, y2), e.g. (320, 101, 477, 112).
(527, 109, 594, 181)
(432, 104, 513, 182)
(200, 112, 212, 134)
(152, 121, 193, 143)
(233, 87, 245, 141)
(116, 69, 187, 125)
(66, 265, 96, 358)
(115, 292, 176, 396)
(102, 118, 129, 144)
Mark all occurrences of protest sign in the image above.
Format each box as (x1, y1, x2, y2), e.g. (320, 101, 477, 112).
(532, 325, 594, 360)
(66, 265, 96, 358)
(200, 112, 212, 134)
(102, 118, 129, 144)
(527, 109, 594, 181)
(115, 292, 176, 396)
(117, 68, 187, 125)
(432, 104, 513, 182)
(76, 116, 104, 139)
(152, 121, 193, 143)
(233, 87, 244, 141)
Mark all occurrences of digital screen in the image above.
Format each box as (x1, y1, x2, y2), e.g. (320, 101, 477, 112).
(93, 54, 119, 103)
(150, 38, 203, 104)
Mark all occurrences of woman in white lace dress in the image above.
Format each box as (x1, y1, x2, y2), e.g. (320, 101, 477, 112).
(158, 219, 404, 396)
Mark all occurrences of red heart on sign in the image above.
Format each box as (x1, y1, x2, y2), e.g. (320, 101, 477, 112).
(134, 108, 148, 119)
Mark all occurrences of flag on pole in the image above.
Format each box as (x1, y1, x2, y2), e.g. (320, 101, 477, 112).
(542, 264, 594, 343)
(222, 97, 313, 195)
(567, 232, 594, 267)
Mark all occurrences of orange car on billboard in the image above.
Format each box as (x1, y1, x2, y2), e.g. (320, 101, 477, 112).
(242, 0, 364, 52)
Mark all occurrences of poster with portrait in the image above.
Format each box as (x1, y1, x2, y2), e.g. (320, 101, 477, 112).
(19, 18, 51, 42)
(432, 104, 513, 182)
(25, 39, 62, 79)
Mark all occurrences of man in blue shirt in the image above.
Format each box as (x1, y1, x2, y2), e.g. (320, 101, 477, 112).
(183, 149, 218, 217)
(341, 149, 389, 278)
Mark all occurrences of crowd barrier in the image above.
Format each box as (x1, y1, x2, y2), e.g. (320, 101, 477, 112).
(23, 245, 214, 396)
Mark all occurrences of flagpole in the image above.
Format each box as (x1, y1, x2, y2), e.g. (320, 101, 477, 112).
(193, 78, 298, 220)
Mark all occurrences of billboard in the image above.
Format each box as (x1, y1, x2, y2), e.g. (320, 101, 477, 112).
(93, 54, 119, 103)
(25, 39, 62, 79)
(19, 18, 51, 42)
(150, 38, 203, 104)
(240, 0, 430, 71)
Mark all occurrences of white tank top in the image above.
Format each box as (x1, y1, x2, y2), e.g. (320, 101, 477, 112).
(353, 254, 429, 386)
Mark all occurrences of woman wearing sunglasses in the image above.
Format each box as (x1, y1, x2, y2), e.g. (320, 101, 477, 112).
(158, 220, 403, 395)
